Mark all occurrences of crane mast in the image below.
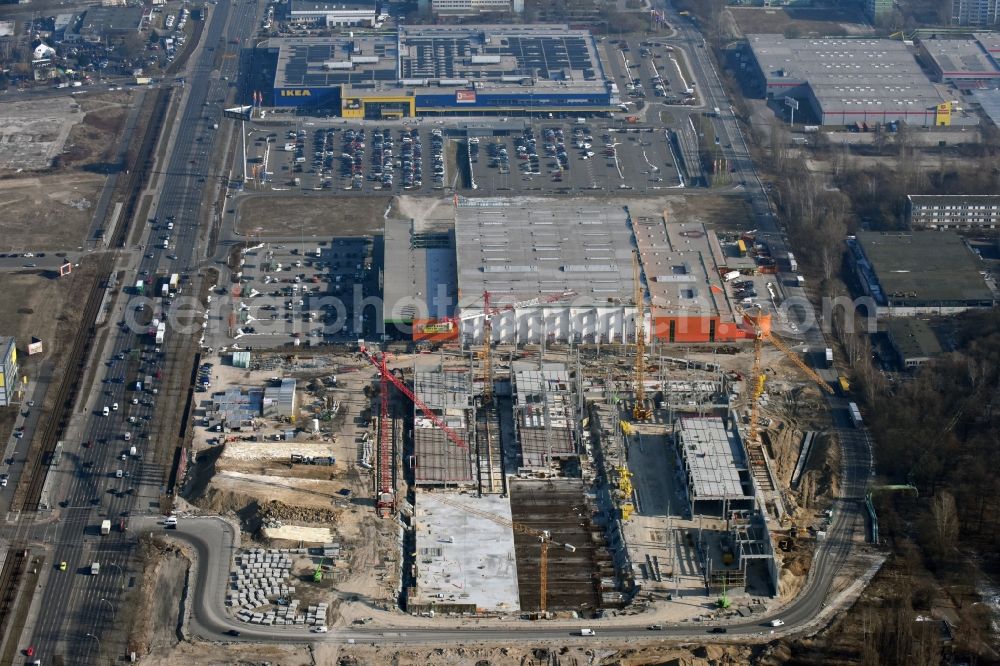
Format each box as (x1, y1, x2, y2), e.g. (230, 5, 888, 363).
(481, 290, 493, 405)
(632, 252, 652, 421)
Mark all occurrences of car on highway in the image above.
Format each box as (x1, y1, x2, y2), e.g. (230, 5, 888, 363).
(311, 626, 328, 633)
(647, 624, 663, 631)
(59, 561, 67, 571)
(225, 629, 241, 637)
(769, 619, 785, 627)
(0, 475, 8, 487)
(708, 627, 727, 634)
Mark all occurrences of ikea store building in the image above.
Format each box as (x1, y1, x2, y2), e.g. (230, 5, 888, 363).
(265, 24, 617, 117)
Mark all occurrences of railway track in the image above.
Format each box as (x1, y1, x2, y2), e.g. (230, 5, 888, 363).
(16, 88, 172, 514)
(0, 548, 28, 638)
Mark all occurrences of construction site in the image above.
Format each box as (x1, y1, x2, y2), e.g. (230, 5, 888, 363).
(173, 195, 842, 631)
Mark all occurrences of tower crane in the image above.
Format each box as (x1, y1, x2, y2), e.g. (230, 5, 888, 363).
(739, 305, 833, 448)
(359, 343, 469, 516)
(429, 493, 577, 615)
(632, 252, 652, 421)
(470, 290, 577, 405)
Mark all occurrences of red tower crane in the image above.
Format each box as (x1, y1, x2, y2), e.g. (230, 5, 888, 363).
(359, 343, 470, 515)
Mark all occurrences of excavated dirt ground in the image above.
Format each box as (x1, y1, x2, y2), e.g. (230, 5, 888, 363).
(145, 638, 767, 665)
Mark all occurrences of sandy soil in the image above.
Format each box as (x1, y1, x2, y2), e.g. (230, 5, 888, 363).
(236, 195, 392, 237)
(0, 173, 105, 250)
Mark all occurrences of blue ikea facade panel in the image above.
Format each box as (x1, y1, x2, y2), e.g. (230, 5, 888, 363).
(273, 87, 340, 107)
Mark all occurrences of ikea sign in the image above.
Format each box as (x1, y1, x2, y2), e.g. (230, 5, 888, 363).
(280, 89, 312, 97)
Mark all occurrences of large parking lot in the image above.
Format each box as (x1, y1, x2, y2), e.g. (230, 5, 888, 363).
(467, 121, 683, 194)
(245, 117, 685, 196)
(227, 237, 377, 349)
(250, 124, 451, 195)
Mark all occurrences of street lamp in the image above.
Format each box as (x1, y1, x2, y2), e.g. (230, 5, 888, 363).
(107, 563, 124, 590)
(100, 598, 116, 623)
(84, 632, 101, 661)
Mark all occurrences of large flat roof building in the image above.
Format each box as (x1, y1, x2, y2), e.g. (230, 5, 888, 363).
(744, 35, 972, 127)
(848, 231, 995, 316)
(455, 199, 636, 345)
(633, 217, 750, 343)
(265, 25, 614, 115)
(907, 194, 1000, 229)
(676, 416, 754, 517)
(918, 37, 1000, 87)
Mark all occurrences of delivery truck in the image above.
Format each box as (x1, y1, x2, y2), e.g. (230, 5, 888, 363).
(101, 519, 111, 535)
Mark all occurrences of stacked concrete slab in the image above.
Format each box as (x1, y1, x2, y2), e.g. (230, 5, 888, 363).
(226, 548, 326, 627)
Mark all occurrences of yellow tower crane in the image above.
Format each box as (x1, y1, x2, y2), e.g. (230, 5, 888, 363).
(633, 251, 652, 421)
(740, 305, 833, 447)
(428, 493, 577, 615)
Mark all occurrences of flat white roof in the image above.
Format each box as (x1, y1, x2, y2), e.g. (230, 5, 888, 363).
(413, 492, 520, 612)
(678, 417, 748, 500)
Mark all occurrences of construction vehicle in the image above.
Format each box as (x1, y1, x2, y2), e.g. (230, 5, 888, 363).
(632, 252, 652, 420)
(430, 493, 576, 614)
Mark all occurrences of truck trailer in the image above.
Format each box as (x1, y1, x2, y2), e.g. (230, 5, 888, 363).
(155, 322, 166, 345)
(100, 520, 111, 535)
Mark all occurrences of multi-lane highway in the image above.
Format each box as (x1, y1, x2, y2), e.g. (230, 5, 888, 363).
(23, 0, 260, 661)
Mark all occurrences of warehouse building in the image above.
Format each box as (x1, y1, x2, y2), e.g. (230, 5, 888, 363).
(266, 25, 614, 115)
(918, 37, 1000, 88)
(848, 231, 995, 316)
(265, 34, 399, 108)
(72, 6, 144, 43)
(455, 200, 637, 345)
(676, 416, 755, 518)
(286, 0, 379, 27)
(432, 0, 523, 16)
(907, 194, 1000, 228)
(743, 35, 971, 127)
(633, 217, 751, 343)
(0, 337, 18, 407)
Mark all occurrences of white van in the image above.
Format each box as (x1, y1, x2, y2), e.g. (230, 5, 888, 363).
(103, 406, 110, 417)
(769, 619, 785, 627)
(579, 628, 595, 636)
(124, 432, 131, 441)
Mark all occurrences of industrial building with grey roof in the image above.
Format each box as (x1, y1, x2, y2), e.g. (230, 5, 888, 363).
(744, 35, 975, 127)
(454, 199, 636, 344)
(848, 231, 996, 316)
(918, 37, 1000, 86)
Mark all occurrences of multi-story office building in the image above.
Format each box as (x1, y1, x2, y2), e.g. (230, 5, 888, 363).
(907, 195, 1000, 229)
